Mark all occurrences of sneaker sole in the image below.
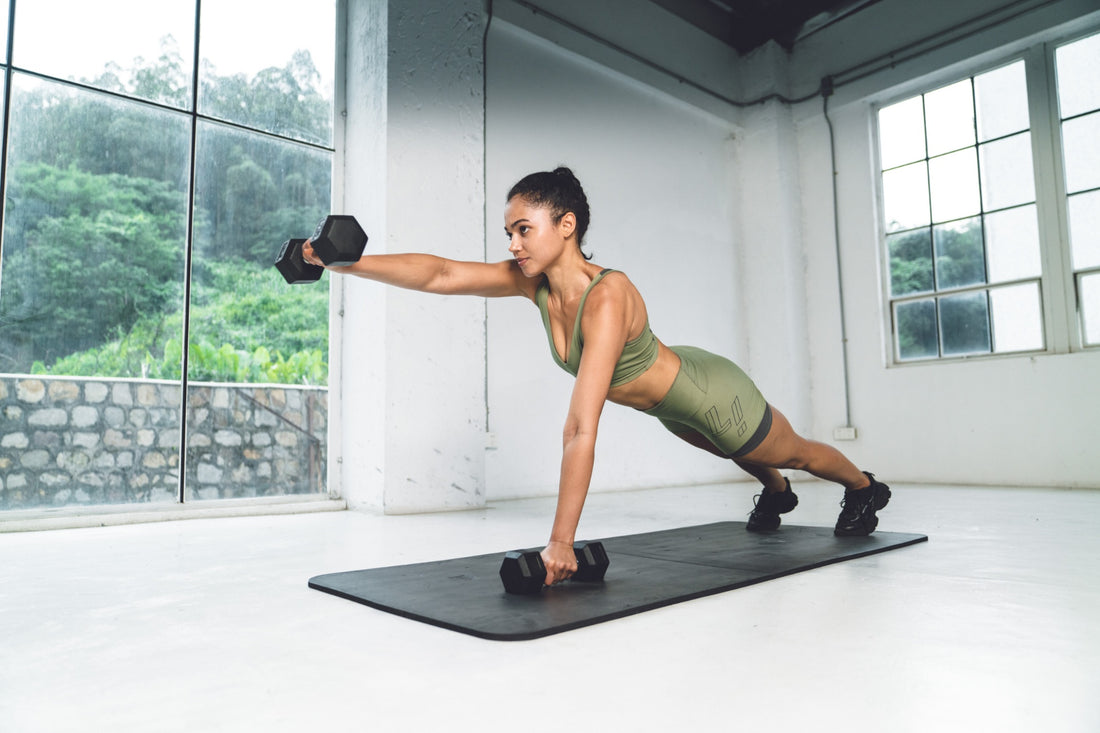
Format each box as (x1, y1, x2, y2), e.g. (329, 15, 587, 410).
(746, 515, 781, 532)
(833, 483, 892, 536)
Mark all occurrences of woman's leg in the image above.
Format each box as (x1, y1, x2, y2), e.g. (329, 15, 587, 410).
(738, 405, 870, 491)
(671, 429, 789, 492)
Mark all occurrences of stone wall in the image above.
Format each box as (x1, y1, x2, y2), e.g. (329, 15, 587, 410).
(0, 376, 327, 510)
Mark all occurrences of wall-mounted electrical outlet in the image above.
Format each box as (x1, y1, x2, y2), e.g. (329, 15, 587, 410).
(833, 426, 858, 441)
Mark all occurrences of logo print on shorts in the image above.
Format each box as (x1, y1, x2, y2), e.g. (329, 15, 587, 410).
(704, 405, 731, 436)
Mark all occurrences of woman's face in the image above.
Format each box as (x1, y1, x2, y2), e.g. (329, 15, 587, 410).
(504, 197, 575, 277)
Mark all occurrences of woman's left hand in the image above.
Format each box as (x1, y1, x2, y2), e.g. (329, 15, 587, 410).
(540, 541, 578, 586)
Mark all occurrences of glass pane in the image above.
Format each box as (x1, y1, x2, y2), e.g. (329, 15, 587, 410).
(12, 0, 194, 109)
(924, 80, 975, 156)
(1062, 111, 1100, 194)
(940, 291, 991, 356)
(896, 299, 938, 360)
(929, 148, 981, 223)
(1068, 190, 1100, 271)
(2, 76, 190, 375)
(879, 96, 926, 169)
(974, 60, 1029, 142)
(990, 283, 1043, 353)
(882, 162, 930, 232)
(934, 217, 985, 289)
(1056, 31, 1100, 119)
(1081, 272, 1100, 346)
(0, 1, 8, 65)
(979, 133, 1035, 211)
(186, 121, 332, 501)
(0, 76, 191, 510)
(887, 229, 933, 296)
(199, 0, 336, 145)
(986, 205, 1042, 282)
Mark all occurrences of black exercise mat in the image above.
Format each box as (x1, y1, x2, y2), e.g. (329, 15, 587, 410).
(308, 522, 927, 641)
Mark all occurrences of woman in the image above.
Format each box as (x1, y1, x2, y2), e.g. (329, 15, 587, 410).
(303, 167, 890, 586)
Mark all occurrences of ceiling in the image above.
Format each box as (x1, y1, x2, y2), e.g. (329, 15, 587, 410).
(647, 0, 883, 54)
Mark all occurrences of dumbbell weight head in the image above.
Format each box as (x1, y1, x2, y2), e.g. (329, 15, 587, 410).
(499, 549, 546, 595)
(274, 238, 324, 284)
(310, 214, 368, 267)
(572, 540, 610, 582)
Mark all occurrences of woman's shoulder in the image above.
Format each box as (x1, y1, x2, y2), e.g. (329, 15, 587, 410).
(584, 267, 645, 316)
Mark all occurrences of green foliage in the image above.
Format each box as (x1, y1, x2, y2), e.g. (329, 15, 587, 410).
(33, 260, 328, 385)
(0, 164, 186, 368)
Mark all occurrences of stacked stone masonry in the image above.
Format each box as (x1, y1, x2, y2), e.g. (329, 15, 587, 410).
(0, 377, 327, 510)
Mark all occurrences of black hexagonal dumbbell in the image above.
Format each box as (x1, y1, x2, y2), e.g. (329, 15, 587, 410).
(499, 540, 610, 595)
(274, 214, 368, 284)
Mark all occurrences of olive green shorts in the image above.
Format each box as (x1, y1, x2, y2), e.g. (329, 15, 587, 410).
(643, 346, 771, 458)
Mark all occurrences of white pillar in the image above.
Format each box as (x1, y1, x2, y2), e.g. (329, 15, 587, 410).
(338, 0, 488, 513)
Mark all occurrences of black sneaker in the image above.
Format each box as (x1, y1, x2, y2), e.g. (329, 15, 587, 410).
(834, 472, 891, 536)
(746, 478, 798, 532)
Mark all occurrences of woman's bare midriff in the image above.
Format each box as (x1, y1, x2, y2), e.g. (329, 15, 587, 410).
(605, 342, 682, 411)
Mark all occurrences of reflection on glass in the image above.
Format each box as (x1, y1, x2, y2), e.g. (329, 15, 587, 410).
(1056, 31, 1100, 120)
(940, 291, 991, 356)
(191, 121, 331, 383)
(979, 133, 1035, 211)
(986, 205, 1041, 282)
(1, 75, 190, 377)
(13, 0, 194, 108)
(187, 122, 332, 502)
(1081, 273, 1100, 346)
(1061, 111, 1100, 195)
(199, 0, 335, 145)
(888, 229, 933, 297)
(975, 60, 1029, 142)
(896, 299, 938, 360)
(882, 162, 930, 232)
(991, 283, 1043, 353)
(929, 149, 980, 223)
(1067, 190, 1100, 271)
(934, 217, 985, 290)
(924, 79, 975, 157)
(879, 96, 926, 169)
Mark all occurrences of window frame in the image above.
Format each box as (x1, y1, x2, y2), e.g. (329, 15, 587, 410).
(872, 24, 1100, 366)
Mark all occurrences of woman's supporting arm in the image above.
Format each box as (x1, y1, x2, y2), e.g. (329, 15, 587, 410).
(540, 282, 632, 584)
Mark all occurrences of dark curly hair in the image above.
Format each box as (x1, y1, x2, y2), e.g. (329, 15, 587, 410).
(507, 167, 592, 258)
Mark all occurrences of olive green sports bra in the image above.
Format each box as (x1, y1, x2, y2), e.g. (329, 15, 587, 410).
(535, 269, 660, 387)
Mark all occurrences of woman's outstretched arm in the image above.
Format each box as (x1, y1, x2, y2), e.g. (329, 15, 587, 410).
(303, 241, 535, 299)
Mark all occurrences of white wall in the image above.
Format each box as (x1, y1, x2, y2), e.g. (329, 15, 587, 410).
(788, 3, 1100, 487)
(483, 21, 750, 500)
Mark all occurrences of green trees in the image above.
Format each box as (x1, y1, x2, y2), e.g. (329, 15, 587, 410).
(0, 40, 332, 384)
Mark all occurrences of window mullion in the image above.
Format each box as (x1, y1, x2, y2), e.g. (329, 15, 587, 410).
(1025, 43, 1075, 353)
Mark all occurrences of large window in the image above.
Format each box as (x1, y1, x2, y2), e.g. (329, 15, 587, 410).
(0, 0, 336, 511)
(877, 29, 1100, 362)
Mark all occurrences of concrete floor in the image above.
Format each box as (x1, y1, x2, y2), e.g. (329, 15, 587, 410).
(1, 481, 1098, 733)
